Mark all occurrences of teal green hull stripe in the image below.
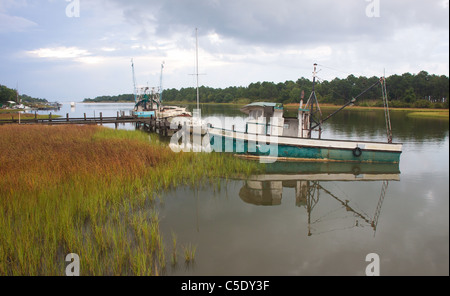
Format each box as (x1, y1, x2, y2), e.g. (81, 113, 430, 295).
(211, 135, 401, 163)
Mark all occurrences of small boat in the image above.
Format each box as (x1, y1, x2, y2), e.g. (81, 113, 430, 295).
(132, 60, 191, 119)
(70, 102, 76, 107)
(133, 85, 191, 119)
(208, 64, 402, 163)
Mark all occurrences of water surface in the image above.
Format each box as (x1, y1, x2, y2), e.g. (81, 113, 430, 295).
(35, 103, 449, 275)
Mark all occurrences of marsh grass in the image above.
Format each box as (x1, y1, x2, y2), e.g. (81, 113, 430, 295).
(0, 113, 61, 121)
(406, 111, 449, 119)
(182, 243, 197, 263)
(171, 231, 178, 266)
(0, 125, 262, 275)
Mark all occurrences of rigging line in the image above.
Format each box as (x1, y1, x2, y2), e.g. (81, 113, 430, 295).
(312, 213, 365, 226)
(318, 184, 372, 226)
(310, 78, 382, 131)
(353, 79, 382, 101)
(326, 182, 371, 218)
(316, 64, 353, 76)
(310, 207, 354, 224)
(310, 224, 364, 236)
(372, 180, 389, 235)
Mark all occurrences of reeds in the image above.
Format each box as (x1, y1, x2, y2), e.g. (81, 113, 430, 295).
(182, 243, 197, 263)
(0, 125, 262, 275)
(0, 113, 61, 122)
(171, 231, 178, 266)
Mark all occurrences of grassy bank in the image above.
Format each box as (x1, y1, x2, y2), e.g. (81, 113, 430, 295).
(0, 112, 61, 121)
(406, 111, 449, 119)
(164, 101, 449, 118)
(284, 103, 449, 118)
(0, 125, 262, 275)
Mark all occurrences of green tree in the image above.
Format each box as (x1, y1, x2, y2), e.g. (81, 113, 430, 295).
(403, 87, 416, 103)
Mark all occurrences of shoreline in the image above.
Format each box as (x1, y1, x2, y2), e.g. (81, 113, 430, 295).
(79, 101, 449, 118)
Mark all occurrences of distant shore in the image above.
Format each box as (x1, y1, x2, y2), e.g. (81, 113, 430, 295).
(81, 101, 135, 104)
(79, 101, 449, 119)
(168, 101, 450, 118)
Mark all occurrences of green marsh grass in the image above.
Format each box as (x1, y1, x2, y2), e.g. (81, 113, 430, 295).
(0, 125, 262, 275)
(406, 111, 449, 119)
(171, 231, 178, 266)
(0, 112, 61, 121)
(182, 243, 197, 263)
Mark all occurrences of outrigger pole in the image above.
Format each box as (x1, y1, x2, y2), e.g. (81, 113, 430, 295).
(308, 64, 392, 143)
(314, 79, 381, 129)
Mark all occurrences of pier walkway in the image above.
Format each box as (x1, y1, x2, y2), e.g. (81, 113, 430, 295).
(0, 112, 181, 137)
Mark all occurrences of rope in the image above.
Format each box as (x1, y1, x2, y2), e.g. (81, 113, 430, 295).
(316, 64, 353, 76)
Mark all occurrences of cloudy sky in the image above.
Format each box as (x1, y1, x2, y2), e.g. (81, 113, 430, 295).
(0, 0, 448, 102)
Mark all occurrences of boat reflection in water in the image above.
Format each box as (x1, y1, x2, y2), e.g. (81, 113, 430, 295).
(239, 162, 400, 236)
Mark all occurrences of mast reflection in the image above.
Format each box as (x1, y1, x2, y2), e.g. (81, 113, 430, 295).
(239, 162, 400, 236)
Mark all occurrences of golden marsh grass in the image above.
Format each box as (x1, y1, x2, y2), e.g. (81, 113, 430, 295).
(0, 125, 262, 275)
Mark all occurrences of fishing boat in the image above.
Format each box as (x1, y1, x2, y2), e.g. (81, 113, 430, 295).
(133, 85, 191, 119)
(132, 60, 191, 119)
(208, 64, 402, 163)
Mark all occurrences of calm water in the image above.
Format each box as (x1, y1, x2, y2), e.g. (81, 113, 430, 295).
(38, 103, 449, 276)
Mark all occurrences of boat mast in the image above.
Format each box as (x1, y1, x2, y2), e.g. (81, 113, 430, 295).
(381, 74, 393, 143)
(195, 28, 200, 110)
(306, 63, 323, 138)
(131, 59, 137, 104)
(159, 61, 165, 109)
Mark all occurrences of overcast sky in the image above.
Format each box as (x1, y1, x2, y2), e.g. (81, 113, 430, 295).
(0, 0, 448, 102)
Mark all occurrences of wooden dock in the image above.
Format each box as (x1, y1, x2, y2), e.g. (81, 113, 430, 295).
(0, 112, 182, 137)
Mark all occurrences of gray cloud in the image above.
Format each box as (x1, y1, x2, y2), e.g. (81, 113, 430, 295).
(0, 0, 447, 101)
(111, 0, 449, 48)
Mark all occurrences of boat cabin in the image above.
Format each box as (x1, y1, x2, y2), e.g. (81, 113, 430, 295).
(240, 102, 312, 138)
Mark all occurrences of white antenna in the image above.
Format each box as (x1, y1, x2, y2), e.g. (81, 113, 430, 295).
(195, 28, 200, 110)
(16, 82, 20, 103)
(131, 58, 137, 104)
(189, 28, 205, 111)
(160, 61, 165, 103)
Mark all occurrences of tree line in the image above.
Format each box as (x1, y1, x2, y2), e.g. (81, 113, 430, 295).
(83, 94, 135, 103)
(84, 70, 448, 108)
(162, 71, 449, 108)
(0, 84, 48, 106)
